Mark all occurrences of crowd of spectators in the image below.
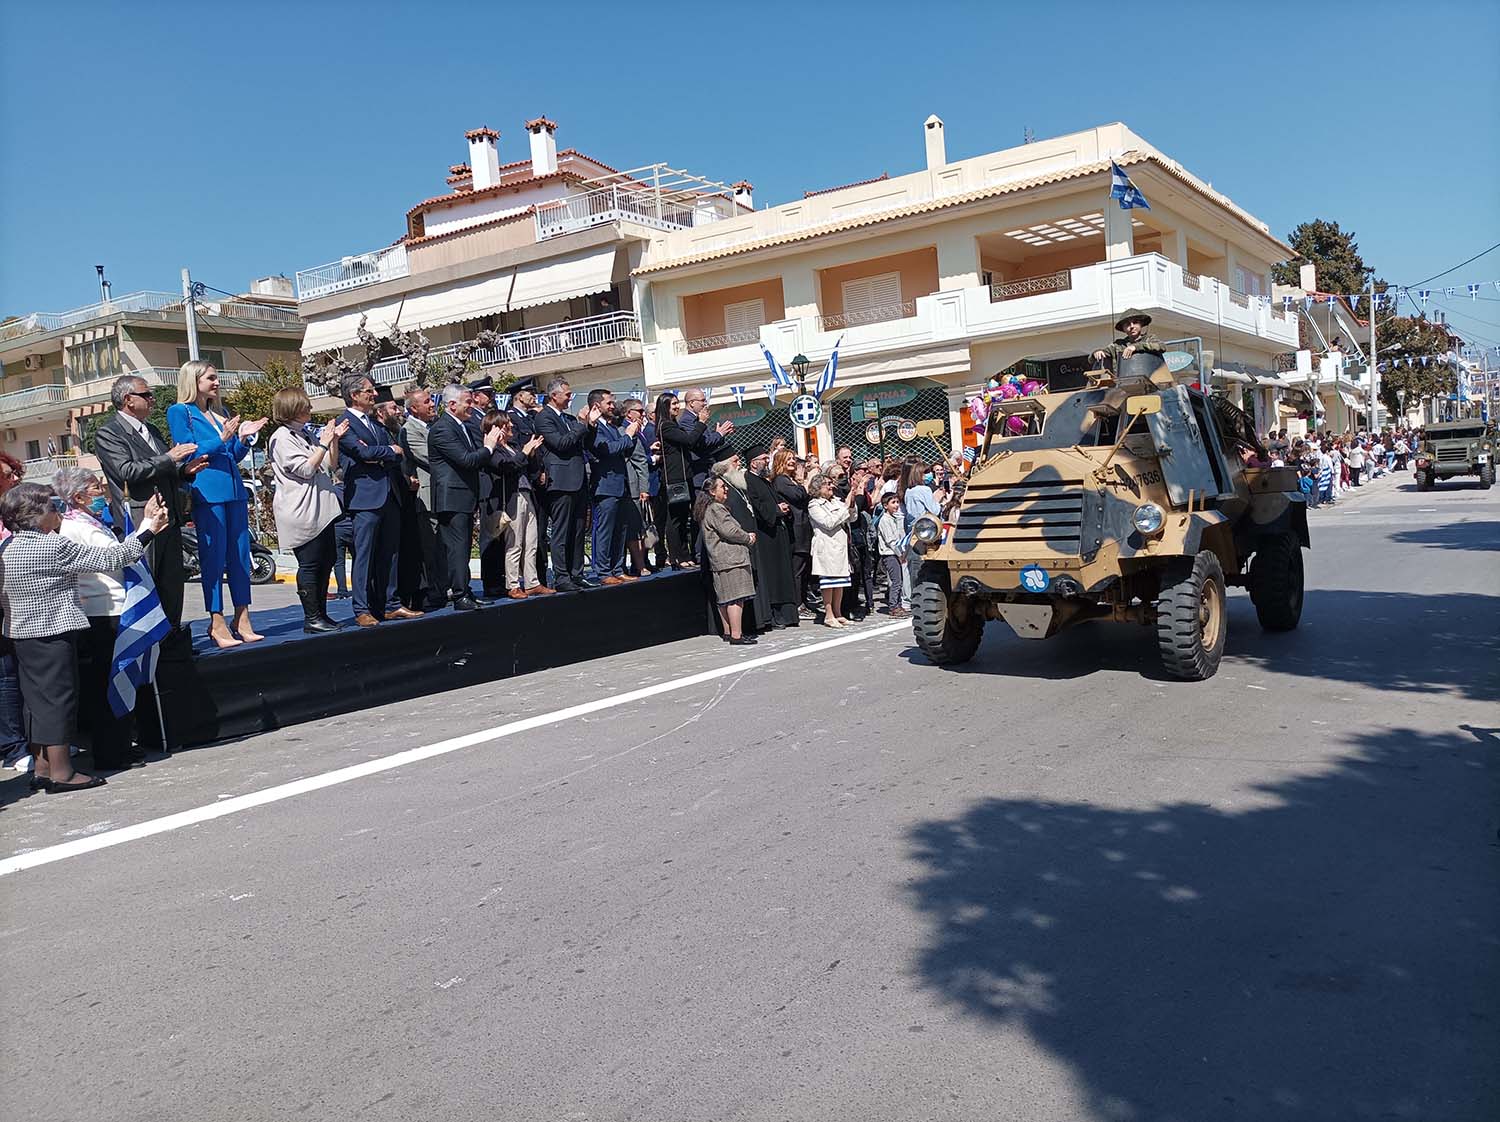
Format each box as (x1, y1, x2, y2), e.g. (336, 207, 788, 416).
(1260, 425, 1421, 507)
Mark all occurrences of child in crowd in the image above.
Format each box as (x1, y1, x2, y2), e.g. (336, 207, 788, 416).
(876, 492, 908, 618)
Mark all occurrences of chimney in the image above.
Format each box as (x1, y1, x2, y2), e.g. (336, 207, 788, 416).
(1299, 263, 1317, 292)
(732, 180, 754, 210)
(465, 127, 501, 190)
(924, 114, 946, 169)
(525, 116, 559, 176)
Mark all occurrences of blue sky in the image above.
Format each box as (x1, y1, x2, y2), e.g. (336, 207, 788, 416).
(3, 0, 1497, 345)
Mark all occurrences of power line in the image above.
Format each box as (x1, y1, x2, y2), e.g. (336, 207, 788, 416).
(1407, 240, 1500, 288)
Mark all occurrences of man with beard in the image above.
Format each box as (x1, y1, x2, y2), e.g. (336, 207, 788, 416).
(742, 444, 796, 629)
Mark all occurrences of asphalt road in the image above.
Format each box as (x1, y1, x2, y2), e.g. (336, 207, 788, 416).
(2, 471, 1496, 1122)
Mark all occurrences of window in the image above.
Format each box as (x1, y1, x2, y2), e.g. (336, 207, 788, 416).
(841, 272, 903, 317)
(723, 298, 766, 341)
(65, 336, 120, 383)
(177, 348, 226, 369)
(1234, 267, 1265, 297)
(25, 440, 39, 460)
(57, 433, 73, 453)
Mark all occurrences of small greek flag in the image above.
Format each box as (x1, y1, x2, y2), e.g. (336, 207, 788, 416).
(46, 437, 57, 457)
(1303, 296, 1314, 311)
(1349, 294, 1359, 312)
(1282, 295, 1295, 310)
(701, 387, 712, 405)
(107, 521, 172, 718)
(763, 381, 781, 405)
(1108, 161, 1150, 210)
(761, 344, 794, 389)
(1469, 284, 1481, 300)
(813, 337, 842, 399)
(1418, 290, 1431, 307)
(729, 385, 747, 407)
(1444, 287, 1456, 298)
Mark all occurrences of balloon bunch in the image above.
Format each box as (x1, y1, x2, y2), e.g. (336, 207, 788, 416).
(967, 374, 1047, 435)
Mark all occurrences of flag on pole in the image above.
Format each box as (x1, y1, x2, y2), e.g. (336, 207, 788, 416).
(1108, 161, 1150, 210)
(729, 385, 746, 407)
(46, 437, 57, 457)
(107, 522, 173, 718)
(760, 343, 794, 389)
(813, 337, 842, 398)
(763, 381, 780, 405)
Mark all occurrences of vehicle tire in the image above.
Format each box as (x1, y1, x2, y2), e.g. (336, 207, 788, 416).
(1249, 533, 1303, 632)
(1479, 463, 1495, 489)
(1416, 470, 1434, 491)
(250, 549, 278, 586)
(912, 563, 983, 666)
(1155, 551, 1227, 681)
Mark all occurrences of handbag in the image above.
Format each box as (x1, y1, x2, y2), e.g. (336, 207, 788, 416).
(640, 500, 660, 551)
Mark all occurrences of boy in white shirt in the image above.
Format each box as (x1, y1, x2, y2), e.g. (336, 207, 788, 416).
(876, 492, 909, 617)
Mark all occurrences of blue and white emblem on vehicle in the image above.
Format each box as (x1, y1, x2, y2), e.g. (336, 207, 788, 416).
(1018, 564, 1051, 593)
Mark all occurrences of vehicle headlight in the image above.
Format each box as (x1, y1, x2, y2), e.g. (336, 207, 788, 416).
(1133, 503, 1165, 535)
(910, 515, 943, 553)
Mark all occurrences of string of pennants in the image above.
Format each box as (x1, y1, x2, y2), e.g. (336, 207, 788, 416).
(1286, 281, 1500, 313)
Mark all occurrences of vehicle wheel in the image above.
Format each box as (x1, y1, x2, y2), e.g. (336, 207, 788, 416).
(912, 563, 983, 666)
(1155, 551, 1227, 681)
(1249, 533, 1303, 631)
(250, 550, 278, 586)
(1479, 464, 1495, 489)
(1416, 470, 1434, 491)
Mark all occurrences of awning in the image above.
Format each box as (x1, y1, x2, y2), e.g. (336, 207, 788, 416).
(1212, 368, 1253, 385)
(300, 296, 407, 354)
(507, 246, 617, 311)
(1338, 389, 1362, 410)
(401, 273, 516, 331)
(1276, 402, 1300, 416)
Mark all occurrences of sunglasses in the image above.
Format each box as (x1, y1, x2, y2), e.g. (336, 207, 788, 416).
(126, 389, 154, 401)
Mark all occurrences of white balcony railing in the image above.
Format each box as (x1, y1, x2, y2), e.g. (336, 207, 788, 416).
(0, 292, 181, 343)
(368, 310, 642, 386)
(295, 243, 410, 302)
(536, 184, 714, 240)
(815, 301, 916, 332)
(19, 455, 77, 480)
(0, 383, 68, 419)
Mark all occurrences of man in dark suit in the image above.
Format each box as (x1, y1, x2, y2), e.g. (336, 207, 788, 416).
(428, 384, 504, 611)
(531, 377, 599, 593)
(400, 387, 444, 610)
(337, 374, 423, 627)
(662, 387, 735, 489)
(585, 389, 641, 585)
(93, 373, 207, 632)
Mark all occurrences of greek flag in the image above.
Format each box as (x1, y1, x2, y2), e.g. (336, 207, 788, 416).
(107, 521, 172, 718)
(814, 338, 842, 399)
(763, 381, 781, 405)
(1418, 290, 1431, 306)
(1469, 284, 1481, 300)
(1108, 161, 1150, 210)
(729, 385, 747, 407)
(761, 344, 794, 389)
(701, 386, 713, 405)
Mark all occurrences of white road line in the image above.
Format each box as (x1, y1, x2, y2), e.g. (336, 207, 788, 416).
(0, 620, 912, 877)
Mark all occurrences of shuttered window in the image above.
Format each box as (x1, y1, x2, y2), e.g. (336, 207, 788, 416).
(723, 298, 766, 340)
(841, 272, 903, 317)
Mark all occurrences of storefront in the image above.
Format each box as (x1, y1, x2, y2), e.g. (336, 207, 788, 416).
(826, 379, 953, 465)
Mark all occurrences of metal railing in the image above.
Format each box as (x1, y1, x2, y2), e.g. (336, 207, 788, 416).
(19, 455, 77, 479)
(1180, 270, 1202, 291)
(1228, 289, 1251, 308)
(368, 311, 642, 385)
(534, 184, 716, 240)
(295, 243, 410, 301)
(989, 270, 1072, 302)
(816, 301, 916, 331)
(0, 383, 68, 419)
(672, 328, 763, 356)
(0, 292, 183, 343)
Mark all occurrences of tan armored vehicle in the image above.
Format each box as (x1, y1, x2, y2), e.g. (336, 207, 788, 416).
(909, 354, 1308, 680)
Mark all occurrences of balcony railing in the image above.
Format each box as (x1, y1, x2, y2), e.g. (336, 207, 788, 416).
(0, 292, 182, 343)
(816, 301, 916, 331)
(0, 383, 68, 419)
(295, 243, 410, 301)
(535, 184, 717, 240)
(368, 310, 642, 386)
(1180, 270, 1202, 291)
(672, 328, 763, 356)
(989, 270, 1072, 302)
(19, 455, 77, 480)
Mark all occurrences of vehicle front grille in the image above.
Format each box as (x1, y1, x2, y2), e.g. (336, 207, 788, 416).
(953, 479, 1086, 554)
(1435, 447, 1468, 463)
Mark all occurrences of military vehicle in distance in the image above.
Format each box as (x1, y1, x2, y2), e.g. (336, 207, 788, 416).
(909, 354, 1308, 680)
(1413, 419, 1494, 490)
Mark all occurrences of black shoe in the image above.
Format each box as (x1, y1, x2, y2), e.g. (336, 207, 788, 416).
(728, 636, 757, 646)
(47, 774, 107, 794)
(553, 579, 580, 594)
(452, 595, 481, 612)
(578, 576, 603, 589)
(303, 616, 341, 633)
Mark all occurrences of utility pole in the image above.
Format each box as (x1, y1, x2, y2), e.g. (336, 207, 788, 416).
(181, 267, 201, 361)
(1367, 274, 1378, 432)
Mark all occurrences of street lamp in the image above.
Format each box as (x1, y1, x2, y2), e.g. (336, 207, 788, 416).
(789, 353, 810, 394)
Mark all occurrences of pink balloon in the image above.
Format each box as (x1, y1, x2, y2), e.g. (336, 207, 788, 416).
(1021, 380, 1043, 396)
(1005, 415, 1027, 434)
(999, 383, 1020, 400)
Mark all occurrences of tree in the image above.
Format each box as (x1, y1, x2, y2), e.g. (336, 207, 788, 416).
(80, 383, 177, 453)
(1272, 219, 1373, 296)
(1375, 314, 1456, 420)
(223, 358, 304, 444)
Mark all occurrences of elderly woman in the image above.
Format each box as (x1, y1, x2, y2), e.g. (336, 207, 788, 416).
(267, 387, 349, 633)
(770, 450, 812, 619)
(807, 471, 860, 628)
(480, 411, 548, 598)
(52, 465, 144, 769)
(0, 451, 26, 771)
(695, 476, 757, 645)
(167, 359, 268, 648)
(0, 482, 168, 792)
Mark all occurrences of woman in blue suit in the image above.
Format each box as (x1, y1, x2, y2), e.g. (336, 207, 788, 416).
(167, 360, 269, 648)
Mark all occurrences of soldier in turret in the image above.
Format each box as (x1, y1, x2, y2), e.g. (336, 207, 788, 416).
(1092, 309, 1166, 370)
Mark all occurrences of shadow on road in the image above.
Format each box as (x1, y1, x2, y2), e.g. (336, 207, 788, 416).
(902, 589, 1500, 702)
(904, 725, 1500, 1121)
(1389, 521, 1500, 552)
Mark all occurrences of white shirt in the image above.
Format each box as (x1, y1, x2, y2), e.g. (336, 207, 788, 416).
(58, 514, 126, 617)
(120, 411, 158, 448)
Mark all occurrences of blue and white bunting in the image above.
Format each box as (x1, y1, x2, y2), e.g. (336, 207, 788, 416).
(813, 337, 842, 399)
(729, 385, 746, 407)
(1108, 161, 1150, 210)
(1470, 284, 1481, 300)
(701, 387, 712, 405)
(1283, 295, 1295, 310)
(1418, 290, 1431, 307)
(760, 343, 794, 389)
(763, 381, 780, 406)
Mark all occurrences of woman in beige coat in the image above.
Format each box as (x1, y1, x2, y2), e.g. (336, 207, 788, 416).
(807, 472, 859, 628)
(697, 477, 757, 646)
(267, 387, 349, 633)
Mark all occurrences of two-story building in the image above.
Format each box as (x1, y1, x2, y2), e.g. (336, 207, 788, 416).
(0, 279, 304, 476)
(296, 117, 747, 400)
(633, 119, 1301, 462)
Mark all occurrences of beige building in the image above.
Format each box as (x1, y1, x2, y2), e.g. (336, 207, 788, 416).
(0, 280, 304, 476)
(296, 117, 748, 401)
(633, 119, 1301, 460)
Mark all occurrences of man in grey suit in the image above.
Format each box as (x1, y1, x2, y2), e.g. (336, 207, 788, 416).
(92, 373, 207, 632)
(399, 386, 444, 610)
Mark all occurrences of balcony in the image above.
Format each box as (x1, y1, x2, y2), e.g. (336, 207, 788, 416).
(534, 166, 739, 241)
(295, 243, 410, 302)
(816, 301, 916, 332)
(0, 383, 68, 421)
(645, 253, 1302, 385)
(0, 292, 180, 344)
(368, 310, 642, 386)
(19, 455, 77, 480)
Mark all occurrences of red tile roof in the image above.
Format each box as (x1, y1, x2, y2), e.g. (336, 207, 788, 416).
(805, 172, 888, 199)
(464, 127, 500, 142)
(525, 116, 558, 132)
(404, 206, 537, 246)
(407, 149, 625, 220)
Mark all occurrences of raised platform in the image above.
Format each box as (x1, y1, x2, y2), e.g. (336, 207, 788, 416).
(156, 572, 711, 747)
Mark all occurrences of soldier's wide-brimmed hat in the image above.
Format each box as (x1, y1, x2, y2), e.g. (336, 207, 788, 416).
(1115, 308, 1152, 331)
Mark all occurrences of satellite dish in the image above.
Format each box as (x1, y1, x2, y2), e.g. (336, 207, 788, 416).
(1164, 350, 1195, 372)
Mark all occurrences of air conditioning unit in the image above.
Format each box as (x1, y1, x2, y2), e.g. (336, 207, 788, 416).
(22, 354, 45, 372)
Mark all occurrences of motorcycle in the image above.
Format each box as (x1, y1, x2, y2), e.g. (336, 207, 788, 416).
(181, 522, 278, 586)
